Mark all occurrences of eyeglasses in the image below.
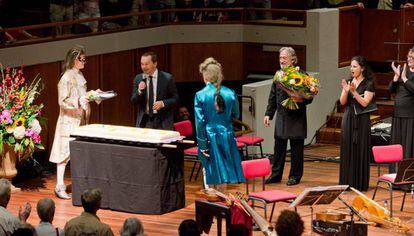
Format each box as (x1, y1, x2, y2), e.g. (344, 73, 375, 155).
(77, 57, 87, 64)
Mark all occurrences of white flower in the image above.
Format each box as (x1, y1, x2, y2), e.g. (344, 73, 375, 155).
(276, 71, 284, 81)
(289, 79, 296, 85)
(13, 126, 26, 140)
(29, 119, 42, 134)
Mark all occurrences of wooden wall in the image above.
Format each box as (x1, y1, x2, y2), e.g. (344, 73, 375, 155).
(338, 6, 360, 67)
(24, 42, 305, 159)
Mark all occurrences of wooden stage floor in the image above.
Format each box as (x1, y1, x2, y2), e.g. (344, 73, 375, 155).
(7, 144, 414, 235)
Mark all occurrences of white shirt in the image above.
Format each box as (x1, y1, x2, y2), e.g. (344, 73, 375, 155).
(145, 69, 158, 114)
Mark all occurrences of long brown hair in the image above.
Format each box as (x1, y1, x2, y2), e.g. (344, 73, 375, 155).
(63, 45, 85, 72)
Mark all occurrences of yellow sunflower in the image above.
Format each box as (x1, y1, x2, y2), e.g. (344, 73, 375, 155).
(12, 117, 26, 128)
(292, 75, 304, 86)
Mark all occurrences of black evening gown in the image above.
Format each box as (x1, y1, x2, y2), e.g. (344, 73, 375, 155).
(339, 79, 375, 191)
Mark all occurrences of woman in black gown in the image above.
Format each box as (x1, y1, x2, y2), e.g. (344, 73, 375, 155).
(339, 56, 376, 191)
(389, 48, 414, 172)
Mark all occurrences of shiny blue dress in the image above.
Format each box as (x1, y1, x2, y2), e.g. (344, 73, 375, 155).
(194, 82, 246, 185)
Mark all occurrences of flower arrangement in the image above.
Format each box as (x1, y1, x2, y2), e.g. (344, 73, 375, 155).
(0, 65, 44, 158)
(274, 66, 320, 109)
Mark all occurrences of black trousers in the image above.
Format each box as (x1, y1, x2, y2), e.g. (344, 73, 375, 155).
(270, 138, 304, 181)
(140, 114, 162, 129)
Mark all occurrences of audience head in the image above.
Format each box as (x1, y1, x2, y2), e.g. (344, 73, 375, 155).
(199, 57, 225, 113)
(12, 223, 37, 236)
(178, 219, 200, 236)
(36, 198, 55, 223)
(279, 47, 297, 68)
(275, 210, 304, 236)
(177, 106, 190, 121)
(407, 47, 414, 68)
(350, 55, 374, 81)
(120, 217, 145, 236)
(64, 45, 86, 71)
(0, 178, 11, 208)
(81, 188, 102, 214)
(228, 224, 249, 236)
(141, 51, 158, 75)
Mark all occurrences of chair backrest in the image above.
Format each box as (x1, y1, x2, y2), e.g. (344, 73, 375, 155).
(241, 158, 271, 179)
(372, 144, 403, 164)
(173, 120, 193, 137)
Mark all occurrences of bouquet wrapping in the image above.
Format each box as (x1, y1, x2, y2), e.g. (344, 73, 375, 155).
(273, 67, 320, 110)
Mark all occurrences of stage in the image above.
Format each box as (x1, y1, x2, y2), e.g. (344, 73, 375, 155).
(7, 144, 414, 235)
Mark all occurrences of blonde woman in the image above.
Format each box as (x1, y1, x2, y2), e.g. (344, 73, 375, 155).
(194, 57, 245, 192)
(49, 45, 90, 199)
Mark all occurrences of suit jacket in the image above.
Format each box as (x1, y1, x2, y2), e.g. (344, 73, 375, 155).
(130, 70, 178, 130)
(265, 80, 313, 139)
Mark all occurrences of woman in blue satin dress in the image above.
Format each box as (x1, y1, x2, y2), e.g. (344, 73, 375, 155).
(194, 57, 246, 191)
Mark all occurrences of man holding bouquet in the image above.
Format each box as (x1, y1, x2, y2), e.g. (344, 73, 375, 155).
(263, 47, 313, 186)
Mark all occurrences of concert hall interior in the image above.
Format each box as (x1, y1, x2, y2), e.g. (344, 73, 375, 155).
(1, 0, 414, 235)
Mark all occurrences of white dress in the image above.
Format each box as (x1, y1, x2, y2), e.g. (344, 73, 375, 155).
(49, 68, 89, 164)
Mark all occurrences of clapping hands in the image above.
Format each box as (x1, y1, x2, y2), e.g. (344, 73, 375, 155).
(18, 202, 31, 223)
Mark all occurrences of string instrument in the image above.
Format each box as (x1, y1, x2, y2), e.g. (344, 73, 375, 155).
(350, 187, 409, 233)
(315, 210, 347, 222)
(236, 192, 277, 236)
(196, 188, 250, 216)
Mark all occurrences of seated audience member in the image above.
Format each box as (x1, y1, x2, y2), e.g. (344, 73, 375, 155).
(176, 0, 195, 22)
(12, 223, 37, 236)
(275, 210, 304, 236)
(64, 188, 114, 236)
(320, 0, 366, 8)
(229, 224, 249, 236)
(378, 0, 414, 9)
(178, 219, 200, 236)
(35, 198, 64, 236)
(120, 217, 145, 236)
(0, 179, 31, 235)
(74, 0, 101, 32)
(176, 106, 191, 121)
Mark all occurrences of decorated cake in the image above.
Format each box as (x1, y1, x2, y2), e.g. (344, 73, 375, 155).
(70, 124, 182, 143)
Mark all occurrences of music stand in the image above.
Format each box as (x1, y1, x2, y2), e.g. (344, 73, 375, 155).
(289, 185, 349, 235)
(395, 159, 414, 183)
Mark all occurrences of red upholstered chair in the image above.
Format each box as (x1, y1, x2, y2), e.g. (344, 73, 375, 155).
(237, 134, 264, 159)
(241, 158, 296, 222)
(174, 120, 201, 181)
(372, 144, 414, 217)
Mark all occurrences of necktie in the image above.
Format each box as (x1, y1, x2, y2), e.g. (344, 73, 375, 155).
(148, 75, 154, 116)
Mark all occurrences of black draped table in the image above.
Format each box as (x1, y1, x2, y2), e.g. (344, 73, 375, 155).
(69, 140, 185, 214)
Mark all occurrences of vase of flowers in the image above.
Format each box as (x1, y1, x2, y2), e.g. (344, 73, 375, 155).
(0, 65, 44, 188)
(274, 66, 320, 110)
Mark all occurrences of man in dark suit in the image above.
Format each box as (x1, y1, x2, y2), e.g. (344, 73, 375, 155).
(263, 47, 312, 186)
(131, 52, 178, 130)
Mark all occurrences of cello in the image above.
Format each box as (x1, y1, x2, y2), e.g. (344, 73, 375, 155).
(350, 187, 409, 233)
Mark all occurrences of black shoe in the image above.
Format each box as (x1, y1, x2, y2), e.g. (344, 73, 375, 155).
(286, 179, 300, 186)
(265, 176, 281, 184)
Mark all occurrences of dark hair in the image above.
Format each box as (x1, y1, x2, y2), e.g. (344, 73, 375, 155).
(141, 51, 158, 63)
(178, 219, 200, 236)
(275, 210, 304, 236)
(81, 188, 102, 213)
(37, 198, 55, 222)
(11, 223, 36, 236)
(350, 55, 375, 81)
(228, 224, 249, 236)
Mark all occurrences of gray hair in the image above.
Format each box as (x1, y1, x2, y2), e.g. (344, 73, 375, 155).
(0, 178, 11, 207)
(121, 217, 145, 236)
(279, 47, 298, 65)
(37, 198, 55, 222)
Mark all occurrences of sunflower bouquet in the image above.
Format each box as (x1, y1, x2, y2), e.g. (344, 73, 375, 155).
(0, 65, 45, 158)
(274, 66, 320, 110)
